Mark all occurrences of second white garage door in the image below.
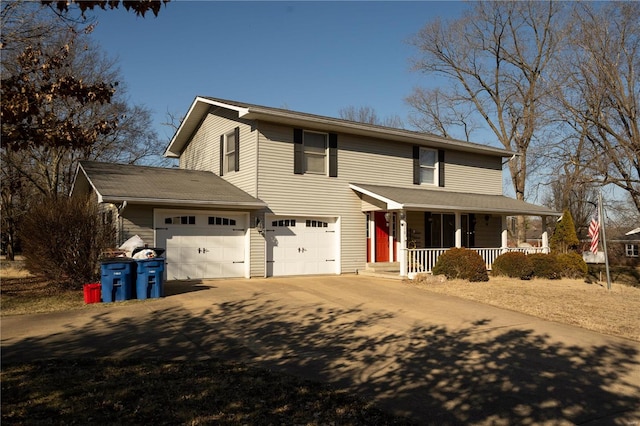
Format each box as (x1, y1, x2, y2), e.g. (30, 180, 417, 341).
(155, 210, 248, 280)
(266, 216, 338, 276)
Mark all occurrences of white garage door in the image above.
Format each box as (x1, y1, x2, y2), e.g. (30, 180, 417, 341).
(266, 216, 338, 276)
(155, 211, 247, 280)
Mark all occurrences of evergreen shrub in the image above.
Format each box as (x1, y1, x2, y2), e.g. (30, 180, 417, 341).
(557, 252, 588, 279)
(491, 252, 533, 279)
(432, 247, 489, 282)
(528, 253, 561, 280)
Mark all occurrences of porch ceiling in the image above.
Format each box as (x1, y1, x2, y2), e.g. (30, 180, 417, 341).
(350, 183, 561, 216)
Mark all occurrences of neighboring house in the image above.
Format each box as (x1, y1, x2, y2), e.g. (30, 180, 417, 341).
(610, 227, 640, 264)
(71, 96, 560, 280)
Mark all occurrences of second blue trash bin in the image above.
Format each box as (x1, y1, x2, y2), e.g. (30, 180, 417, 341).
(100, 259, 135, 302)
(135, 258, 165, 300)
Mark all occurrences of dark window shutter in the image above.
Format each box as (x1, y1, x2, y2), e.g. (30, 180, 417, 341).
(219, 134, 224, 176)
(234, 126, 240, 172)
(438, 149, 445, 187)
(328, 133, 338, 177)
(413, 146, 420, 185)
(294, 128, 304, 174)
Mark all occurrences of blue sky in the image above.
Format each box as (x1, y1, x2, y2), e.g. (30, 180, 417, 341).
(89, 1, 471, 143)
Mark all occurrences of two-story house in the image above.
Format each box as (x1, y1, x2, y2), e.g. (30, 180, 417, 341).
(71, 96, 560, 280)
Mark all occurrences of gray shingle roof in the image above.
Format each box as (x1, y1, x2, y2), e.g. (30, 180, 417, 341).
(78, 161, 266, 208)
(351, 183, 560, 216)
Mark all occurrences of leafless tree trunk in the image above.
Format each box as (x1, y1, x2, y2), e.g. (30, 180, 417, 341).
(408, 1, 565, 244)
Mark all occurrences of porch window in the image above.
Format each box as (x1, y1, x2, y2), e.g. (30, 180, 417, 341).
(626, 244, 639, 257)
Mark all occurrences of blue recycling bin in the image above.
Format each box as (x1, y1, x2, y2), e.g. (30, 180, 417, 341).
(135, 258, 165, 300)
(100, 259, 135, 302)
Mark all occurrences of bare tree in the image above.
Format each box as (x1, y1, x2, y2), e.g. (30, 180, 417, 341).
(408, 1, 565, 243)
(552, 2, 640, 213)
(1, 2, 164, 258)
(339, 105, 404, 129)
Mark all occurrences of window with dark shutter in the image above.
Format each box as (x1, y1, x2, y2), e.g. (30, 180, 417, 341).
(438, 149, 445, 187)
(294, 128, 304, 174)
(329, 133, 338, 177)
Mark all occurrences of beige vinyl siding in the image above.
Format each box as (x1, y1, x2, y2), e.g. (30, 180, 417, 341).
(180, 110, 258, 196)
(445, 151, 503, 195)
(249, 210, 266, 277)
(119, 205, 155, 247)
(255, 122, 507, 273)
(257, 122, 366, 273)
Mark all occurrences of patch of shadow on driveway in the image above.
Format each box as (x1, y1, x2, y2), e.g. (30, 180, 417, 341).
(2, 293, 639, 425)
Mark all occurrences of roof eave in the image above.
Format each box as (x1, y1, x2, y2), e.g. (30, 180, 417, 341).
(165, 97, 515, 158)
(100, 195, 267, 210)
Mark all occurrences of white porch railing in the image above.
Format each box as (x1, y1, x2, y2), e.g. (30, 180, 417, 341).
(407, 247, 549, 277)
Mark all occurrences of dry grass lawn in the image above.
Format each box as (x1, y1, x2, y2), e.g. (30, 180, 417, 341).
(408, 276, 640, 342)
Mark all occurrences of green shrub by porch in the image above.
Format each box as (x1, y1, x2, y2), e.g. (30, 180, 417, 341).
(432, 248, 488, 282)
(492, 252, 533, 280)
(557, 252, 588, 279)
(528, 253, 561, 280)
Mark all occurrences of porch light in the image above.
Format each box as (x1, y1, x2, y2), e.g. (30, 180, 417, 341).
(384, 212, 391, 222)
(255, 216, 264, 234)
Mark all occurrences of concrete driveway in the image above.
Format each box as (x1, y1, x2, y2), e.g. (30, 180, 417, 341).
(2, 275, 639, 425)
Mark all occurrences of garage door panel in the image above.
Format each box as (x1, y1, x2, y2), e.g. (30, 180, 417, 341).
(156, 211, 246, 280)
(267, 216, 337, 277)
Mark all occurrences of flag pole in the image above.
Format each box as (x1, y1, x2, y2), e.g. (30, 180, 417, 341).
(599, 191, 612, 290)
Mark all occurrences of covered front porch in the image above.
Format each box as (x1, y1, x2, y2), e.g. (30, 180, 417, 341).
(351, 184, 561, 278)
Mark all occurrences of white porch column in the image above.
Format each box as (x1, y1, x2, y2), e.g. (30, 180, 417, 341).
(501, 215, 509, 251)
(541, 215, 549, 253)
(399, 211, 408, 277)
(455, 212, 462, 248)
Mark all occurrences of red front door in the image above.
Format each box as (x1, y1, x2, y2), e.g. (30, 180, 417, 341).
(375, 212, 390, 262)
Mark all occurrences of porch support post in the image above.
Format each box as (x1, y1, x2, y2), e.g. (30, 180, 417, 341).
(541, 215, 549, 253)
(501, 215, 509, 252)
(455, 212, 462, 248)
(399, 210, 408, 277)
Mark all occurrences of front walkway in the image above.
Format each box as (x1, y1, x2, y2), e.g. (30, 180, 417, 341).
(2, 276, 639, 424)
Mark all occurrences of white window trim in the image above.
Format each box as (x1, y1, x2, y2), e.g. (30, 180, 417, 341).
(303, 130, 328, 175)
(419, 147, 438, 186)
(224, 130, 236, 174)
(626, 243, 639, 257)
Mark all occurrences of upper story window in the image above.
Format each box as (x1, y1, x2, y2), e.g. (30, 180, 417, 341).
(413, 146, 444, 187)
(303, 131, 327, 174)
(419, 147, 438, 185)
(294, 128, 338, 177)
(220, 127, 240, 176)
(224, 131, 237, 174)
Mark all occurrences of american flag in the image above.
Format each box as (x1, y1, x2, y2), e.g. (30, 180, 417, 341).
(588, 206, 599, 255)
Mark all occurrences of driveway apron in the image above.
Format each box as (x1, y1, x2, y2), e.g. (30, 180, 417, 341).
(2, 275, 639, 425)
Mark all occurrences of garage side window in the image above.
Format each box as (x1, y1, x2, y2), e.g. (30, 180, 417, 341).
(165, 216, 196, 225)
(208, 216, 237, 226)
